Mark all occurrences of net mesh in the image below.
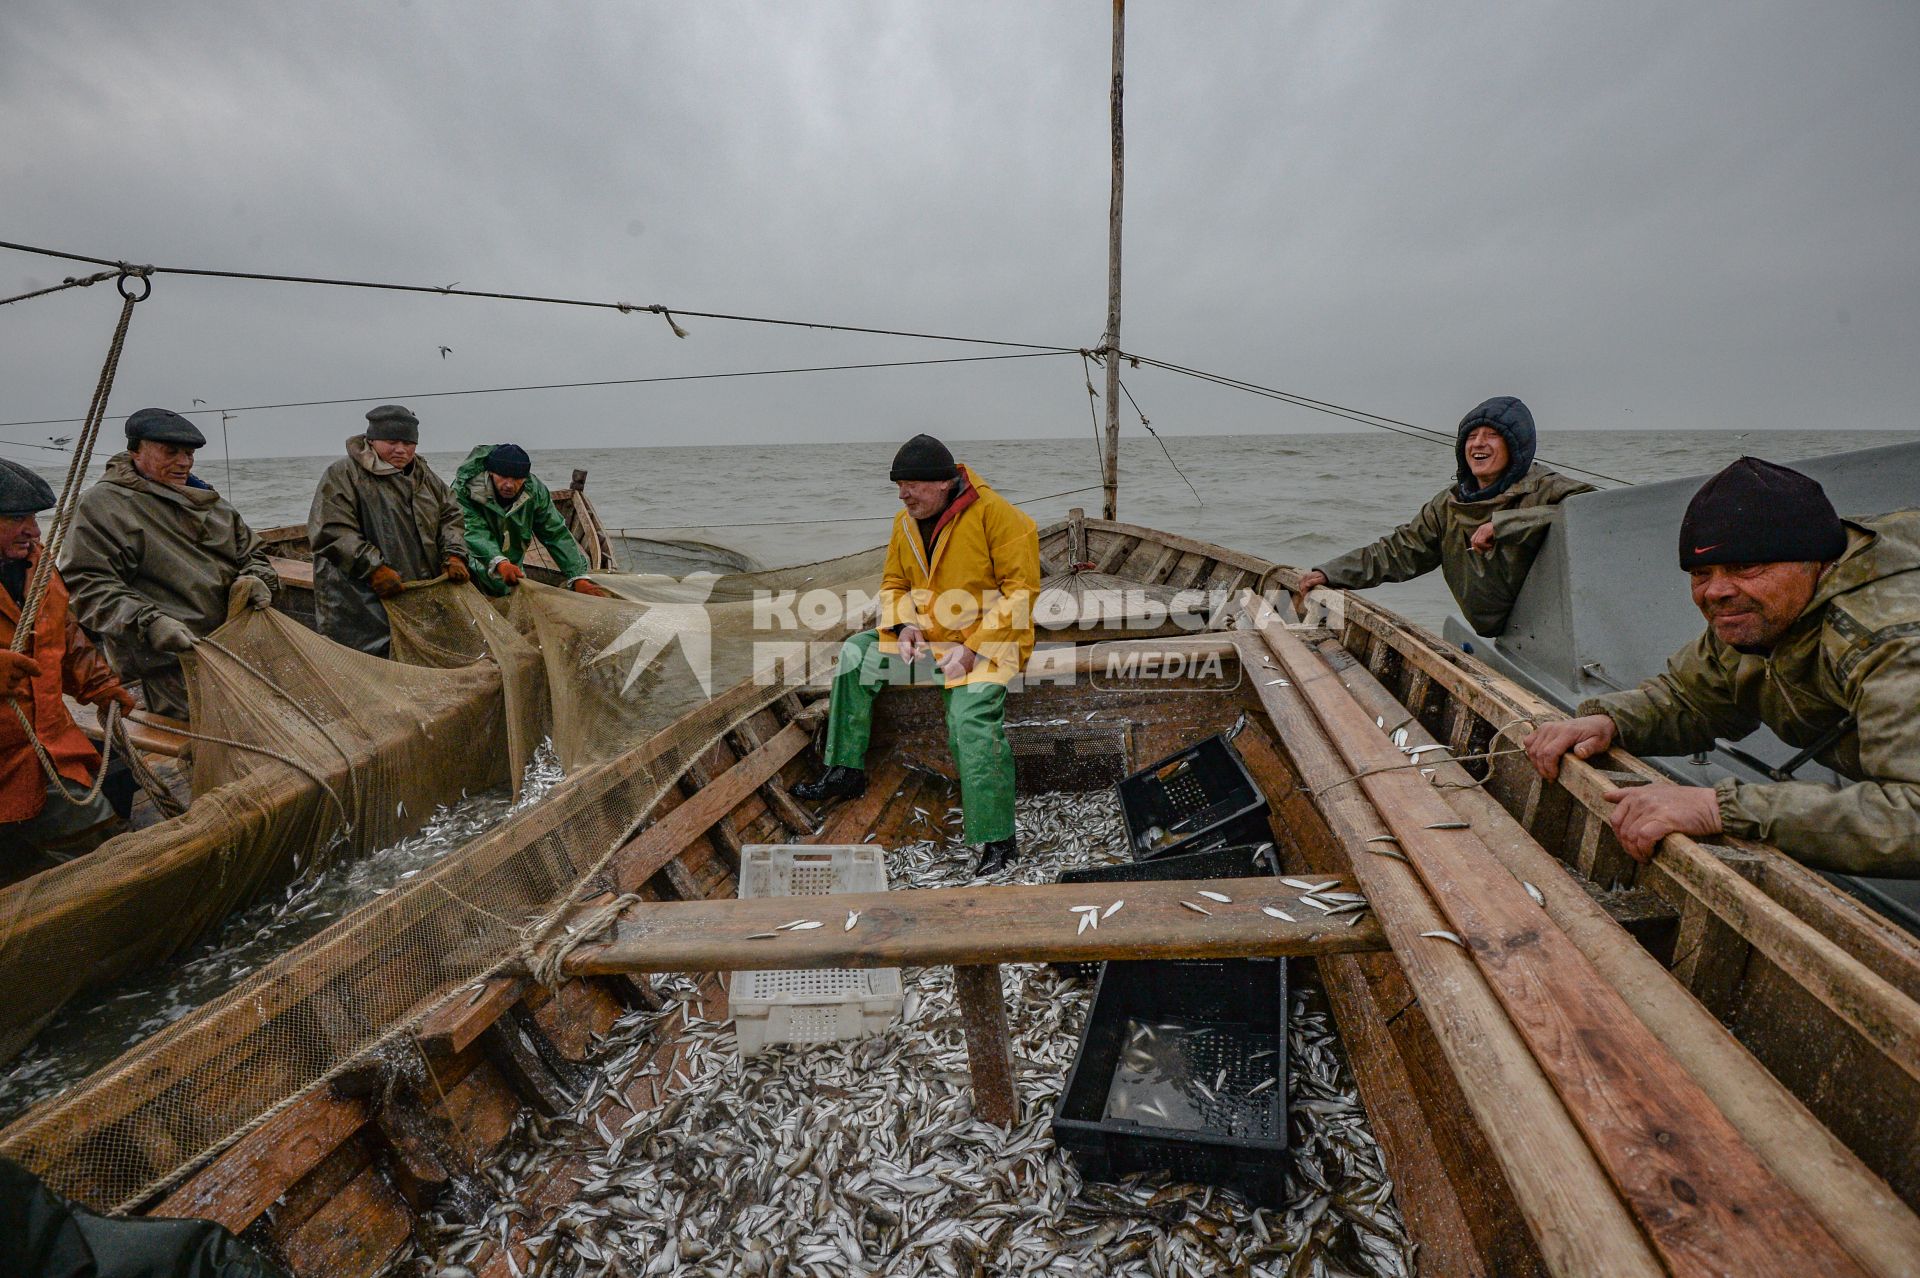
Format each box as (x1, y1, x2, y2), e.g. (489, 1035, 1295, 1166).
(0, 551, 880, 1211)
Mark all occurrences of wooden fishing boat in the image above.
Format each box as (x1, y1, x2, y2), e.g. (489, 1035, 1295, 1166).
(7, 516, 1919, 1278)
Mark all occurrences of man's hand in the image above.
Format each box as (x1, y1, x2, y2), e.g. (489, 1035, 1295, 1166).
(1469, 521, 1497, 554)
(1293, 569, 1328, 618)
(896, 624, 927, 665)
(495, 560, 525, 588)
(443, 555, 471, 584)
(937, 643, 977, 682)
(91, 685, 137, 718)
(1603, 784, 1722, 863)
(570, 578, 611, 598)
(0, 650, 40, 698)
(1524, 714, 1616, 781)
(148, 615, 197, 654)
(232, 575, 273, 611)
(369, 566, 405, 599)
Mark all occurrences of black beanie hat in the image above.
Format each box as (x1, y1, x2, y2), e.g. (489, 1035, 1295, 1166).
(485, 443, 532, 479)
(889, 434, 958, 483)
(0, 458, 57, 517)
(365, 404, 420, 444)
(1678, 457, 1847, 570)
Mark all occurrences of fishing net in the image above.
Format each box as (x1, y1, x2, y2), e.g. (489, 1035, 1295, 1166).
(0, 549, 883, 1211)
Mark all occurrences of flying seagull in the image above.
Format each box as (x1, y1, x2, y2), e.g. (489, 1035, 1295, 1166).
(438, 346, 453, 359)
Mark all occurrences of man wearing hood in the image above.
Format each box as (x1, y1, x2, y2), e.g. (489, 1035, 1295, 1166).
(1524, 459, 1920, 876)
(1295, 397, 1594, 636)
(793, 435, 1040, 877)
(1, 459, 135, 865)
(453, 444, 610, 598)
(308, 404, 470, 656)
(59, 408, 278, 721)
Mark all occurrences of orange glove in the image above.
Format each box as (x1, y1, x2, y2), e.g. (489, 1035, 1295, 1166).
(0, 650, 41, 698)
(570, 578, 612, 598)
(369, 565, 405, 599)
(92, 685, 137, 718)
(443, 555, 471, 584)
(496, 560, 525, 588)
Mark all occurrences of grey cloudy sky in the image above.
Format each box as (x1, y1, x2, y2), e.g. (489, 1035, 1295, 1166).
(2, 1, 1916, 459)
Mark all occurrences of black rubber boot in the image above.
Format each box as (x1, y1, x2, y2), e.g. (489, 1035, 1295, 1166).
(973, 836, 1020, 877)
(793, 766, 868, 803)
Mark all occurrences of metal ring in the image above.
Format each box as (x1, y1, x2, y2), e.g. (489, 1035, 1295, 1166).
(116, 270, 152, 302)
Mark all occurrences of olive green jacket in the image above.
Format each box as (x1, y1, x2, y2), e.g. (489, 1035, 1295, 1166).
(308, 436, 466, 653)
(59, 453, 277, 702)
(1582, 511, 1920, 877)
(451, 445, 592, 596)
(1315, 465, 1594, 635)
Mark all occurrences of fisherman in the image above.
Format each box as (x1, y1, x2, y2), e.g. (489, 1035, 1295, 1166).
(60, 408, 278, 721)
(1523, 458, 1920, 876)
(453, 443, 610, 598)
(793, 434, 1040, 876)
(307, 404, 471, 655)
(1294, 397, 1594, 635)
(0, 459, 135, 863)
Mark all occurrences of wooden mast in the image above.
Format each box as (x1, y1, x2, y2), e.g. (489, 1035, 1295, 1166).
(1100, 0, 1125, 520)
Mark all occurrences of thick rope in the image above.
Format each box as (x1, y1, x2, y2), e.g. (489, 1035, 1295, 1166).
(521, 892, 642, 988)
(112, 712, 187, 819)
(157, 718, 353, 832)
(10, 699, 116, 805)
(193, 635, 365, 815)
(1310, 718, 1539, 797)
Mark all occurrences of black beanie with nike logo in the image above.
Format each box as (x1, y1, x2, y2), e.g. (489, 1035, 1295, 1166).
(1678, 456, 1847, 570)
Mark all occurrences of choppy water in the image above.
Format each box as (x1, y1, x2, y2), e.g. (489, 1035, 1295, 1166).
(29, 428, 1915, 632)
(0, 747, 564, 1125)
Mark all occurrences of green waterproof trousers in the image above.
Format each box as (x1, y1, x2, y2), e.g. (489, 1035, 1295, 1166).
(821, 629, 1015, 843)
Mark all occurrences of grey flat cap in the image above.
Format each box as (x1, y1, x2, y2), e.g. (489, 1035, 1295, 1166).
(124, 407, 207, 447)
(0, 457, 57, 517)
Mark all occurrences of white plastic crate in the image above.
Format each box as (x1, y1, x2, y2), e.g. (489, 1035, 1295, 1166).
(732, 845, 904, 1056)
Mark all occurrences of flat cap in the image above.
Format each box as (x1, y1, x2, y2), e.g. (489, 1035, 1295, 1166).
(0, 457, 57, 517)
(365, 404, 420, 443)
(125, 407, 207, 447)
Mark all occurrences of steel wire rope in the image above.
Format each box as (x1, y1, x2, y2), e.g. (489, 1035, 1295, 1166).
(603, 483, 1105, 533)
(0, 238, 1079, 353)
(1121, 351, 1635, 488)
(0, 350, 1077, 434)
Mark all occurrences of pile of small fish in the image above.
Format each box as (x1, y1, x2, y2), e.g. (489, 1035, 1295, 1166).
(415, 790, 1415, 1278)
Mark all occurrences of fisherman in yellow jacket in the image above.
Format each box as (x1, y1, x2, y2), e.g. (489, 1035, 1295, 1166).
(794, 435, 1040, 876)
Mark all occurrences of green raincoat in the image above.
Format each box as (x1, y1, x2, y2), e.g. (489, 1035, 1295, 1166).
(59, 453, 278, 718)
(1315, 463, 1594, 636)
(1582, 510, 1920, 876)
(451, 445, 592, 596)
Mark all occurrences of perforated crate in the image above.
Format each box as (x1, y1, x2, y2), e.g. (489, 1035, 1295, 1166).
(732, 845, 904, 1056)
(1053, 957, 1290, 1203)
(1117, 734, 1270, 862)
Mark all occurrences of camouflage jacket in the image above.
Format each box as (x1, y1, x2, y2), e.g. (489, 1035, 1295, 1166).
(1315, 464, 1594, 636)
(1582, 510, 1920, 876)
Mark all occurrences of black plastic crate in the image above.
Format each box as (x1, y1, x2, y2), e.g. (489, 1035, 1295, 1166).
(1052, 842, 1280, 981)
(1117, 734, 1270, 862)
(1054, 957, 1291, 1204)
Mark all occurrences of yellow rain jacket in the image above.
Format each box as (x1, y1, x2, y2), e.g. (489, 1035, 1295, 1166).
(877, 464, 1039, 687)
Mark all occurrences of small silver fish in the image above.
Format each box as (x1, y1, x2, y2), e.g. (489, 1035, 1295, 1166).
(1421, 929, 1467, 948)
(1197, 890, 1232, 904)
(844, 909, 860, 931)
(1523, 881, 1546, 908)
(1261, 906, 1296, 922)
(1101, 899, 1124, 919)
(1248, 1076, 1276, 1096)
(1425, 821, 1470, 831)
(1180, 901, 1212, 916)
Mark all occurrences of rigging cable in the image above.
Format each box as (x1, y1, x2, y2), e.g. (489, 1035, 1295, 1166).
(1116, 376, 1202, 506)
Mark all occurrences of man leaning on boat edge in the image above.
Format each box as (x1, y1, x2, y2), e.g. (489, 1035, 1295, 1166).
(1524, 457, 1920, 877)
(1294, 396, 1594, 636)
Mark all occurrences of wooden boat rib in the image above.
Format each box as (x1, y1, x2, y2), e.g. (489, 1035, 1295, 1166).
(8, 518, 1919, 1277)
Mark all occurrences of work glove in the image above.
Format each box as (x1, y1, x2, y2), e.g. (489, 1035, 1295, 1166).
(495, 560, 525, 588)
(0, 650, 41, 698)
(369, 565, 405, 599)
(232, 575, 274, 611)
(90, 685, 137, 718)
(148, 615, 198, 654)
(443, 555, 471, 584)
(570, 578, 611, 598)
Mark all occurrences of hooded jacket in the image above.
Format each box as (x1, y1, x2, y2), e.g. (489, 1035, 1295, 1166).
(452, 445, 593, 596)
(1582, 509, 1920, 876)
(1, 550, 125, 824)
(877, 463, 1040, 687)
(1314, 400, 1593, 635)
(308, 435, 467, 654)
(59, 453, 277, 711)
